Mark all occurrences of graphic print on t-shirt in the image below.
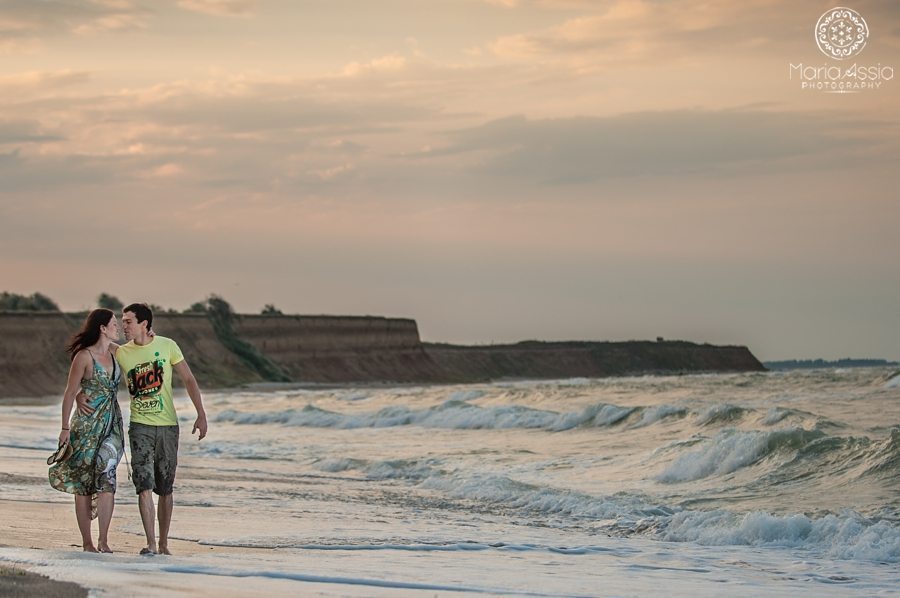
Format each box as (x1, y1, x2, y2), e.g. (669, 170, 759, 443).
(127, 353, 168, 414)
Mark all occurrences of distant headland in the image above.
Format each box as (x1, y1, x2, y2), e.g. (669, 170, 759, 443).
(764, 358, 899, 370)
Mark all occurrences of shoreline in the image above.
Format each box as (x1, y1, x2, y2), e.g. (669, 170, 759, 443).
(0, 367, 780, 407)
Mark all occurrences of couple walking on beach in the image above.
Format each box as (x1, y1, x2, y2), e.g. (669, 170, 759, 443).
(48, 303, 207, 554)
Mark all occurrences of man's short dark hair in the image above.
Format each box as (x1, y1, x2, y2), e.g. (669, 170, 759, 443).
(123, 302, 153, 330)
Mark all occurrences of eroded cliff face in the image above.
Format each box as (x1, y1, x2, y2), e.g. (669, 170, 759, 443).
(232, 315, 441, 383)
(0, 312, 765, 399)
(0, 312, 75, 398)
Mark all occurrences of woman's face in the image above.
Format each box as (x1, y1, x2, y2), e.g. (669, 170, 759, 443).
(101, 315, 119, 341)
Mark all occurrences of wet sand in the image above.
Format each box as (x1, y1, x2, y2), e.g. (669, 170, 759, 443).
(0, 565, 87, 597)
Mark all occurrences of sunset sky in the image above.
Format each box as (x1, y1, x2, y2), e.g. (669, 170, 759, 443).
(1, 0, 898, 361)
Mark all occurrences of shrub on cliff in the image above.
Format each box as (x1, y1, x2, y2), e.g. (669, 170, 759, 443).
(184, 302, 207, 314)
(205, 295, 291, 382)
(0, 292, 60, 311)
(97, 292, 123, 311)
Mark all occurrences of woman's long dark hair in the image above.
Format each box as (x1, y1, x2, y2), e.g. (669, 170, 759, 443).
(66, 308, 114, 361)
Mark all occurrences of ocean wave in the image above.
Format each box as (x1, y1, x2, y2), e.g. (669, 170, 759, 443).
(696, 404, 750, 426)
(761, 407, 792, 426)
(768, 428, 900, 481)
(417, 468, 900, 563)
(421, 472, 672, 524)
(214, 401, 641, 431)
(631, 405, 687, 428)
(862, 428, 900, 477)
(660, 509, 900, 562)
(656, 427, 825, 483)
(312, 457, 367, 473)
(313, 456, 441, 481)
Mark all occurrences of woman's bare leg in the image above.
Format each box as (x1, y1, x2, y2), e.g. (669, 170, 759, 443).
(74, 495, 97, 552)
(96, 492, 115, 552)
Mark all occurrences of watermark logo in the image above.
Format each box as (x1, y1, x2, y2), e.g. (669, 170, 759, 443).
(815, 7, 868, 60)
(789, 6, 892, 93)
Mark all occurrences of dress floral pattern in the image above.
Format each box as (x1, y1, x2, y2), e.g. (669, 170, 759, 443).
(49, 352, 124, 495)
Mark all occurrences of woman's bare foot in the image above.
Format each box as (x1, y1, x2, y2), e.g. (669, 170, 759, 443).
(157, 544, 172, 555)
(83, 543, 98, 553)
(98, 543, 113, 553)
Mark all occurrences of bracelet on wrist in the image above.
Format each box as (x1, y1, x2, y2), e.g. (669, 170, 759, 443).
(61, 427, 69, 431)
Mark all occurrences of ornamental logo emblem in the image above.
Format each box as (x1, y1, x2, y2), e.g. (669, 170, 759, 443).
(815, 7, 869, 60)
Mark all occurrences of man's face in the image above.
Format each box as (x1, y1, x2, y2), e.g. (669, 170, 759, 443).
(121, 311, 144, 341)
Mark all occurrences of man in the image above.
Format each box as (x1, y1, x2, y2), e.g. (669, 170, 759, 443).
(78, 302, 208, 555)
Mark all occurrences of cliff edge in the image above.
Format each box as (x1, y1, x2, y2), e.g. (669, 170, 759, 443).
(0, 312, 765, 398)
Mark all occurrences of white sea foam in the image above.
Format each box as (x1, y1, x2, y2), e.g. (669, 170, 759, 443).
(761, 407, 791, 425)
(884, 372, 900, 388)
(662, 510, 900, 563)
(314, 457, 367, 472)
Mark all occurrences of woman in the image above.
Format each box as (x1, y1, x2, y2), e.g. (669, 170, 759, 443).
(49, 308, 125, 553)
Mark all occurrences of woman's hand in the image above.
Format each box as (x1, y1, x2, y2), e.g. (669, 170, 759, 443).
(58, 428, 70, 446)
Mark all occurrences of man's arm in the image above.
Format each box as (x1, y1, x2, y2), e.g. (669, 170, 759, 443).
(173, 359, 207, 440)
(76, 343, 122, 415)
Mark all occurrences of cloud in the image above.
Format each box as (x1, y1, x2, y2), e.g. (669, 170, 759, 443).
(341, 54, 408, 77)
(428, 109, 898, 184)
(0, 118, 64, 144)
(148, 162, 184, 177)
(177, 0, 258, 17)
(0, 70, 450, 193)
(0, 0, 149, 39)
(0, 71, 91, 99)
(0, 150, 125, 192)
(481, 0, 834, 66)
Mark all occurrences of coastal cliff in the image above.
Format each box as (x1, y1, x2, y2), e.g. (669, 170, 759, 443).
(0, 312, 765, 398)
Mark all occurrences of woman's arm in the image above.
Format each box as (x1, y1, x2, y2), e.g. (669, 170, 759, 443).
(59, 352, 89, 445)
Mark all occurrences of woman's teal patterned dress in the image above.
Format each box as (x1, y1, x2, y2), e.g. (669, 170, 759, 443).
(49, 351, 124, 495)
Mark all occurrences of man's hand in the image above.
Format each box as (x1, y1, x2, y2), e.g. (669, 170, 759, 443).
(75, 391, 94, 416)
(192, 414, 208, 440)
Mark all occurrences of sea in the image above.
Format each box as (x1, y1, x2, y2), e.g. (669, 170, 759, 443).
(0, 367, 898, 596)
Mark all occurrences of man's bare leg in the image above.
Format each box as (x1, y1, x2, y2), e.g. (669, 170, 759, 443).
(137, 489, 157, 554)
(157, 493, 173, 555)
(74, 495, 97, 552)
(96, 492, 115, 553)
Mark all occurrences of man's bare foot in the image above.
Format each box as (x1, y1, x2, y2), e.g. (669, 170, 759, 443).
(157, 544, 172, 555)
(98, 543, 113, 553)
(83, 544, 98, 553)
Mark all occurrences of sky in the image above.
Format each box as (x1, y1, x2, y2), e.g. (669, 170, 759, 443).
(1, 0, 898, 361)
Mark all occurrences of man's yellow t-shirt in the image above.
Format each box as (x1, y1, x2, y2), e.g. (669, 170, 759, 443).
(116, 336, 184, 426)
